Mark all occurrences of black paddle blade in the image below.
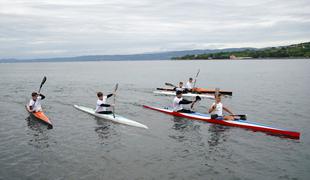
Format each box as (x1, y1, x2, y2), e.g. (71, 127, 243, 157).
(40, 76, 47, 88)
(165, 83, 176, 87)
(234, 114, 247, 120)
(114, 83, 119, 92)
(196, 96, 201, 101)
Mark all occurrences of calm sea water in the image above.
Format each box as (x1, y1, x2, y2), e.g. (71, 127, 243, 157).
(0, 59, 310, 180)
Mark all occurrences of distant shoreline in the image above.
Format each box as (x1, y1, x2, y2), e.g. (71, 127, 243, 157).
(1, 58, 309, 64)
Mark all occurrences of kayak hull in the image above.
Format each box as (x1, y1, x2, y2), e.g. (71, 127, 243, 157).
(143, 105, 300, 139)
(157, 88, 232, 96)
(74, 105, 148, 129)
(153, 90, 215, 99)
(26, 106, 53, 129)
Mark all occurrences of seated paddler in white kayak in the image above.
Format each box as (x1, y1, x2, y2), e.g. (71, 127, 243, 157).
(26, 92, 45, 113)
(173, 90, 201, 113)
(95, 92, 115, 114)
(173, 82, 189, 93)
(208, 93, 234, 120)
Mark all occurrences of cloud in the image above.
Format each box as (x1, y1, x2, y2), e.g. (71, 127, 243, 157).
(0, 0, 309, 58)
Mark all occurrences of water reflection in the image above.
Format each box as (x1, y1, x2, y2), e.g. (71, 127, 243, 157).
(25, 116, 50, 149)
(169, 116, 201, 142)
(94, 117, 119, 145)
(207, 124, 230, 147)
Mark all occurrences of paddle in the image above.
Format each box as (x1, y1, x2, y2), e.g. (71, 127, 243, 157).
(112, 83, 119, 118)
(165, 82, 176, 88)
(211, 114, 247, 120)
(232, 114, 247, 120)
(192, 69, 200, 88)
(38, 76, 47, 93)
(190, 96, 201, 109)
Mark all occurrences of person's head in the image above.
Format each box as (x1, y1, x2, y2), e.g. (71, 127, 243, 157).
(31, 92, 38, 100)
(176, 90, 183, 98)
(97, 92, 103, 100)
(215, 94, 222, 103)
(189, 78, 193, 83)
(179, 82, 184, 87)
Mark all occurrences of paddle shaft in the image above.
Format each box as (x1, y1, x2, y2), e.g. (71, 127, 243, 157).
(193, 69, 200, 88)
(112, 83, 119, 118)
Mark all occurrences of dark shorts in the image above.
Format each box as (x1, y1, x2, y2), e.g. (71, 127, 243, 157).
(97, 111, 113, 114)
(211, 114, 223, 120)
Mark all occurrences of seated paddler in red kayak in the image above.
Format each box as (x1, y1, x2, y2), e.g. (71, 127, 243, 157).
(208, 93, 234, 120)
(26, 92, 45, 113)
(172, 90, 201, 113)
(95, 92, 115, 114)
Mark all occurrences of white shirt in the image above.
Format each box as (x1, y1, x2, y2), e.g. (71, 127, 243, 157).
(95, 96, 108, 112)
(211, 102, 223, 116)
(28, 96, 42, 112)
(185, 81, 193, 89)
(175, 86, 185, 91)
(173, 97, 183, 112)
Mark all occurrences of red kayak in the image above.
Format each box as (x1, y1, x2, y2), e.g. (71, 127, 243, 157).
(143, 105, 300, 139)
(26, 106, 53, 129)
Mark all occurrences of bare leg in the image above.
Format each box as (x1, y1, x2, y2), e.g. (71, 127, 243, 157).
(223, 115, 234, 120)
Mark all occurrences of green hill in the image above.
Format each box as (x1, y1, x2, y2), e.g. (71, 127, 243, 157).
(172, 42, 310, 60)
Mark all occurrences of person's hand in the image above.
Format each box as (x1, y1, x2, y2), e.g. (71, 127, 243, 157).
(195, 96, 201, 101)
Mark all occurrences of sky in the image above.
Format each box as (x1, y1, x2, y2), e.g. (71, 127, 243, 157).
(0, 0, 310, 59)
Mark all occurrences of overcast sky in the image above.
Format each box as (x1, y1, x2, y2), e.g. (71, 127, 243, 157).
(1, 0, 310, 59)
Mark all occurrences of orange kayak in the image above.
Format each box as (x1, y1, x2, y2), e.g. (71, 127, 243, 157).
(26, 106, 53, 128)
(192, 88, 232, 96)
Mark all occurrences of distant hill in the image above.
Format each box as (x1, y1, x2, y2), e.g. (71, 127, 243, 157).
(0, 48, 250, 63)
(173, 42, 310, 60)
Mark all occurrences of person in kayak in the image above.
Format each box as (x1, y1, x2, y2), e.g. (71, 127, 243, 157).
(173, 82, 189, 93)
(95, 92, 115, 114)
(185, 78, 194, 91)
(26, 92, 45, 113)
(173, 91, 201, 113)
(208, 94, 234, 120)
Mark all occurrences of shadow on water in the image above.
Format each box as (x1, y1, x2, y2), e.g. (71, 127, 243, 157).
(25, 116, 51, 149)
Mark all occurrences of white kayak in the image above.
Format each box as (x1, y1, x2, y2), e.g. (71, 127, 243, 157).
(73, 105, 148, 129)
(153, 90, 215, 99)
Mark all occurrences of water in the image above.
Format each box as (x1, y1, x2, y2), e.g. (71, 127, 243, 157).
(0, 59, 310, 180)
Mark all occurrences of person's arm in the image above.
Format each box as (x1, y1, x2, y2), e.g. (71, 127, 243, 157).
(39, 94, 45, 100)
(208, 104, 216, 113)
(223, 106, 233, 115)
(26, 105, 32, 112)
(106, 93, 113, 98)
(179, 99, 193, 105)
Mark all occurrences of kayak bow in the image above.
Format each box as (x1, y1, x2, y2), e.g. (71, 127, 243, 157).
(143, 105, 300, 139)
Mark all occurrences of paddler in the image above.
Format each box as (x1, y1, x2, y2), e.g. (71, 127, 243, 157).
(26, 92, 45, 112)
(95, 92, 115, 114)
(173, 82, 189, 93)
(173, 90, 201, 113)
(185, 77, 194, 91)
(208, 93, 234, 120)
